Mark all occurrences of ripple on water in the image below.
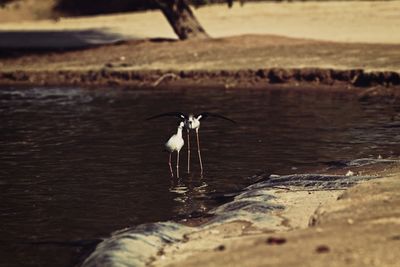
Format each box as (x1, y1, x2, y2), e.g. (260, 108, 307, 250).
(2, 87, 400, 267)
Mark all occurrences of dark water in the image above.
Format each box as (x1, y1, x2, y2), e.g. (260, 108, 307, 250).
(1, 86, 400, 267)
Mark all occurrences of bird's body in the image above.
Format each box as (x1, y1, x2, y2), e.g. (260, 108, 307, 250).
(165, 124, 184, 153)
(147, 112, 235, 175)
(186, 114, 201, 130)
(165, 122, 185, 178)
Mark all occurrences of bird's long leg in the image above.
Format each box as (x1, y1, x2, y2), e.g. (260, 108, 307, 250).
(168, 153, 174, 177)
(176, 150, 180, 178)
(187, 129, 191, 174)
(196, 129, 203, 174)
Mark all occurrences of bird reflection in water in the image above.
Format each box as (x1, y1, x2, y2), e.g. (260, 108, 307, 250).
(169, 174, 209, 218)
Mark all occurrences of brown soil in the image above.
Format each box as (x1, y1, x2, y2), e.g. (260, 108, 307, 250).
(1, 35, 400, 102)
(2, 34, 400, 72)
(1, 2, 400, 103)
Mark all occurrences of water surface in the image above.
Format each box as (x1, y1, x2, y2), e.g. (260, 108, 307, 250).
(1, 86, 400, 267)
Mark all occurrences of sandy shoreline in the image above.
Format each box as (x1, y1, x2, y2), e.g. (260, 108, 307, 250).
(1, 2, 400, 98)
(1, 67, 399, 103)
(150, 164, 400, 267)
(80, 161, 400, 267)
(1, 2, 400, 44)
(152, 190, 343, 266)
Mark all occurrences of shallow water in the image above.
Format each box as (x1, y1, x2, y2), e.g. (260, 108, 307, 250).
(1, 86, 400, 267)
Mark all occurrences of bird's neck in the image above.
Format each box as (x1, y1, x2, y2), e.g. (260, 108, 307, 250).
(177, 127, 183, 136)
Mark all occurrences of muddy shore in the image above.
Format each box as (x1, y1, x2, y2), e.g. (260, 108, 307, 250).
(81, 160, 400, 267)
(1, 67, 400, 88)
(1, 33, 400, 101)
(2, 67, 400, 102)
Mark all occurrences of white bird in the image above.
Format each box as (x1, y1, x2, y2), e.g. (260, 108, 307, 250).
(165, 121, 185, 178)
(147, 112, 235, 175)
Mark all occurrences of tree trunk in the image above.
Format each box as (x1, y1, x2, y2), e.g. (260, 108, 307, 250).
(155, 0, 209, 40)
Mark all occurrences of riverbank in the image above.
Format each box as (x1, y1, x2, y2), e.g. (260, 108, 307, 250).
(80, 160, 400, 267)
(1, 2, 400, 101)
(2, 68, 400, 103)
(151, 162, 400, 267)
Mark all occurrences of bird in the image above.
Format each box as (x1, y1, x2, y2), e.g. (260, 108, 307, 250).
(165, 121, 185, 178)
(147, 112, 235, 174)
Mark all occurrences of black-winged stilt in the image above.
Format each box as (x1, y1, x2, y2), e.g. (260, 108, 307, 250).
(147, 112, 235, 174)
(165, 121, 185, 178)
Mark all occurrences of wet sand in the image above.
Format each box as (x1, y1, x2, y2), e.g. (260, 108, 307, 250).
(152, 165, 400, 267)
(80, 161, 400, 267)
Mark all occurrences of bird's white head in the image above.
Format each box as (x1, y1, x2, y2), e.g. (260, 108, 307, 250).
(178, 121, 185, 129)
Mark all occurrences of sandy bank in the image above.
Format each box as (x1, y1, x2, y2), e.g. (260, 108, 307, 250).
(1, 67, 400, 103)
(1, 1, 399, 44)
(152, 165, 400, 267)
(80, 160, 400, 267)
(1, 2, 400, 95)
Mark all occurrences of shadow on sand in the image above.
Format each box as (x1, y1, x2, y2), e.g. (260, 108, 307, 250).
(0, 29, 127, 56)
(0, 29, 180, 58)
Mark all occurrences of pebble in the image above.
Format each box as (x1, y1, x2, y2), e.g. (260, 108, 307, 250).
(315, 245, 330, 253)
(266, 237, 287, 245)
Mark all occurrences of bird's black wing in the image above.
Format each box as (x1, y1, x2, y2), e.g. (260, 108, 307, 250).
(146, 112, 187, 121)
(197, 112, 236, 124)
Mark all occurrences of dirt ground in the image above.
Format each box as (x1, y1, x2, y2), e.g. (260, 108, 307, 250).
(1, 1, 400, 101)
(1, 1, 400, 43)
(2, 34, 400, 102)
